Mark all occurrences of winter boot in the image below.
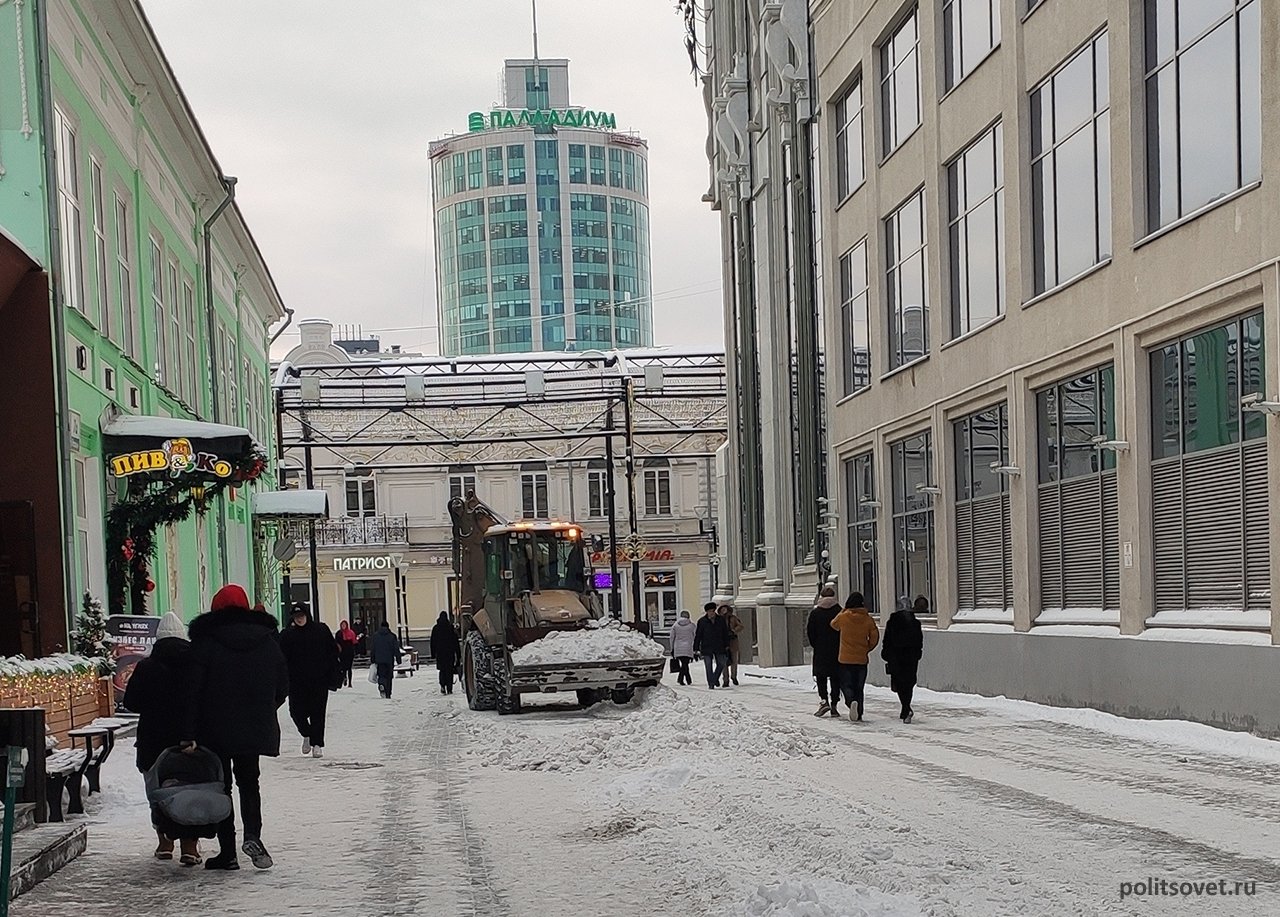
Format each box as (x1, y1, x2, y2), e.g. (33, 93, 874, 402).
(312, 746, 324, 759)
(904, 711, 914, 724)
(205, 850, 240, 871)
(179, 839, 201, 867)
(241, 837, 274, 870)
(814, 701, 830, 717)
(154, 830, 174, 860)
(302, 738, 311, 756)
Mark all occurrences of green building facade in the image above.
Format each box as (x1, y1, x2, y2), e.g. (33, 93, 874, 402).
(0, 0, 285, 653)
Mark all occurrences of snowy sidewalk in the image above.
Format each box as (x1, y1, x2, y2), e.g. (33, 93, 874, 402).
(14, 666, 1280, 916)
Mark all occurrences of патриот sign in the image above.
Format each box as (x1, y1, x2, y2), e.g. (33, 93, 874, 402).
(469, 108, 617, 132)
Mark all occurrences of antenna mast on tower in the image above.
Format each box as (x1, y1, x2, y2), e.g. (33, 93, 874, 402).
(532, 0, 540, 63)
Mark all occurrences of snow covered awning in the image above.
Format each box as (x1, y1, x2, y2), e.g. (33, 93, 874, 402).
(253, 489, 329, 520)
(101, 414, 261, 481)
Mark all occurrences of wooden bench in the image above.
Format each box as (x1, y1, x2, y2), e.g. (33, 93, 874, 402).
(44, 749, 88, 822)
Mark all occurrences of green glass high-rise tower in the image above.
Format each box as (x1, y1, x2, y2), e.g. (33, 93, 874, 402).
(430, 59, 653, 355)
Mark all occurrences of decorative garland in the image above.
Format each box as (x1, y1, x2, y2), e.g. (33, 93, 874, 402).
(105, 444, 267, 615)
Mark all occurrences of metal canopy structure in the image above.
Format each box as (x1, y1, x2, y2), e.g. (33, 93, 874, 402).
(272, 348, 729, 624)
(274, 349, 728, 469)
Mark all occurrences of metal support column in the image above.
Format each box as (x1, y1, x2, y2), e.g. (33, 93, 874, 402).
(604, 404, 622, 617)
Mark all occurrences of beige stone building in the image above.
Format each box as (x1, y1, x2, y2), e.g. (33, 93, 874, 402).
(701, 0, 1280, 732)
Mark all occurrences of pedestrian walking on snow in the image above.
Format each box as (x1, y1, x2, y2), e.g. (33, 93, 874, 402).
(370, 619, 403, 698)
(719, 604, 744, 686)
(181, 584, 289, 872)
(806, 585, 843, 718)
(123, 611, 202, 866)
(335, 619, 359, 687)
(883, 595, 925, 723)
(668, 609, 697, 685)
(280, 603, 340, 758)
(693, 602, 730, 689)
(830, 592, 880, 722)
(430, 611, 460, 694)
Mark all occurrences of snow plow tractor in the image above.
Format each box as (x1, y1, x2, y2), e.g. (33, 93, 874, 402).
(448, 492, 666, 714)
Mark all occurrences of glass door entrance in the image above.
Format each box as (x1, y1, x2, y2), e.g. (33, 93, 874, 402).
(347, 579, 387, 652)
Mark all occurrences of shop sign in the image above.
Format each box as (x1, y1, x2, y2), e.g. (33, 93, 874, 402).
(468, 108, 617, 132)
(110, 437, 232, 479)
(108, 615, 160, 712)
(333, 555, 399, 573)
(590, 548, 675, 564)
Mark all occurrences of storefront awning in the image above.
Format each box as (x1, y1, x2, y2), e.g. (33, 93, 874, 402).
(101, 414, 257, 453)
(253, 489, 329, 519)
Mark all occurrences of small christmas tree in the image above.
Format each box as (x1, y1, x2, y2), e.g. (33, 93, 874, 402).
(74, 592, 113, 674)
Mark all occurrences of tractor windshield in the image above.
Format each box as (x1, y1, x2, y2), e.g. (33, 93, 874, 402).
(510, 530, 588, 594)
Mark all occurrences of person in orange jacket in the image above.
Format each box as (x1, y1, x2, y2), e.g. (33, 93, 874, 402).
(829, 592, 880, 722)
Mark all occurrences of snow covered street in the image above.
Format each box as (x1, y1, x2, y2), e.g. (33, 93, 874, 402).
(16, 666, 1280, 916)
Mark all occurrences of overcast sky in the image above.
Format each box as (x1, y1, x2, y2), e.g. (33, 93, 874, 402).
(140, 0, 723, 357)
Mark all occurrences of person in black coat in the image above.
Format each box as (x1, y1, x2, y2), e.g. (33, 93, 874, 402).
(882, 595, 925, 723)
(692, 602, 731, 689)
(806, 585, 843, 718)
(430, 611, 460, 694)
(181, 584, 289, 872)
(123, 611, 201, 863)
(279, 603, 339, 757)
(369, 619, 403, 699)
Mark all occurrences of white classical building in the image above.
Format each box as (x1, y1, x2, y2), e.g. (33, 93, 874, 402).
(275, 320, 727, 647)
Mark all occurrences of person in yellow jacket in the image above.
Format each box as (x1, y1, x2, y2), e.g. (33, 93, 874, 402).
(829, 592, 880, 722)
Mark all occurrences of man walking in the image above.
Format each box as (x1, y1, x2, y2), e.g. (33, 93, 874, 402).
(829, 592, 880, 722)
(882, 595, 925, 723)
(806, 585, 843, 717)
(718, 604, 744, 686)
(279, 603, 339, 757)
(430, 611, 460, 694)
(693, 602, 730, 689)
(370, 619, 403, 698)
(182, 584, 289, 871)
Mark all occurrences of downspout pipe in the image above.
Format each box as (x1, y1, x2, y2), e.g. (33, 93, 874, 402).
(269, 306, 295, 345)
(33, 0, 80, 643)
(202, 177, 236, 582)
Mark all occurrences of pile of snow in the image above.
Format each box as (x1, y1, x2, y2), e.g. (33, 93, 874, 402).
(474, 685, 830, 771)
(511, 618, 665, 666)
(727, 880, 925, 917)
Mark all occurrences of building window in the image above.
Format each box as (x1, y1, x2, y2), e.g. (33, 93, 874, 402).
(345, 474, 376, 518)
(1145, 0, 1260, 231)
(589, 146, 606, 185)
(587, 461, 609, 518)
(568, 144, 587, 183)
(449, 465, 477, 502)
(89, 158, 111, 340)
(885, 189, 928, 369)
(608, 148, 623, 188)
(507, 144, 526, 184)
(183, 280, 197, 407)
(1149, 312, 1267, 615)
(167, 259, 181, 398)
(880, 8, 921, 155)
(953, 403, 1012, 617)
(943, 0, 1001, 91)
(486, 146, 504, 187)
(948, 122, 1004, 338)
(1036, 366, 1119, 615)
(521, 463, 549, 518)
(149, 239, 166, 385)
(843, 452, 878, 603)
(834, 79, 864, 200)
(642, 571, 679, 629)
(1031, 32, 1111, 294)
(839, 240, 871, 395)
(54, 108, 84, 314)
(114, 195, 137, 361)
(890, 430, 935, 614)
(642, 460, 671, 516)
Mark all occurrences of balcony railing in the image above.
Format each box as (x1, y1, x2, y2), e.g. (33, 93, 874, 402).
(302, 514, 410, 547)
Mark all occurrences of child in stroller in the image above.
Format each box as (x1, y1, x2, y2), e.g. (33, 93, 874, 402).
(145, 746, 233, 866)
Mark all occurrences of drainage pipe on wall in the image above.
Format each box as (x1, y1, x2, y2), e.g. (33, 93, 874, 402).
(202, 177, 236, 581)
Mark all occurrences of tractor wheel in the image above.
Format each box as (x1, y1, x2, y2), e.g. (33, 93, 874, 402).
(610, 687, 636, 705)
(464, 632, 498, 711)
(494, 654, 522, 715)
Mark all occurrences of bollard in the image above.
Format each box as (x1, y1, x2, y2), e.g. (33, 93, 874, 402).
(0, 745, 28, 912)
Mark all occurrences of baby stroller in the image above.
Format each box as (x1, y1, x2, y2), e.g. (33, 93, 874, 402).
(145, 746, 233, 841)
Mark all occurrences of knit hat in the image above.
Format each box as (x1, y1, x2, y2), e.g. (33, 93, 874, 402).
(211, 584, 250, 612)
(156, 611, 188, 641)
